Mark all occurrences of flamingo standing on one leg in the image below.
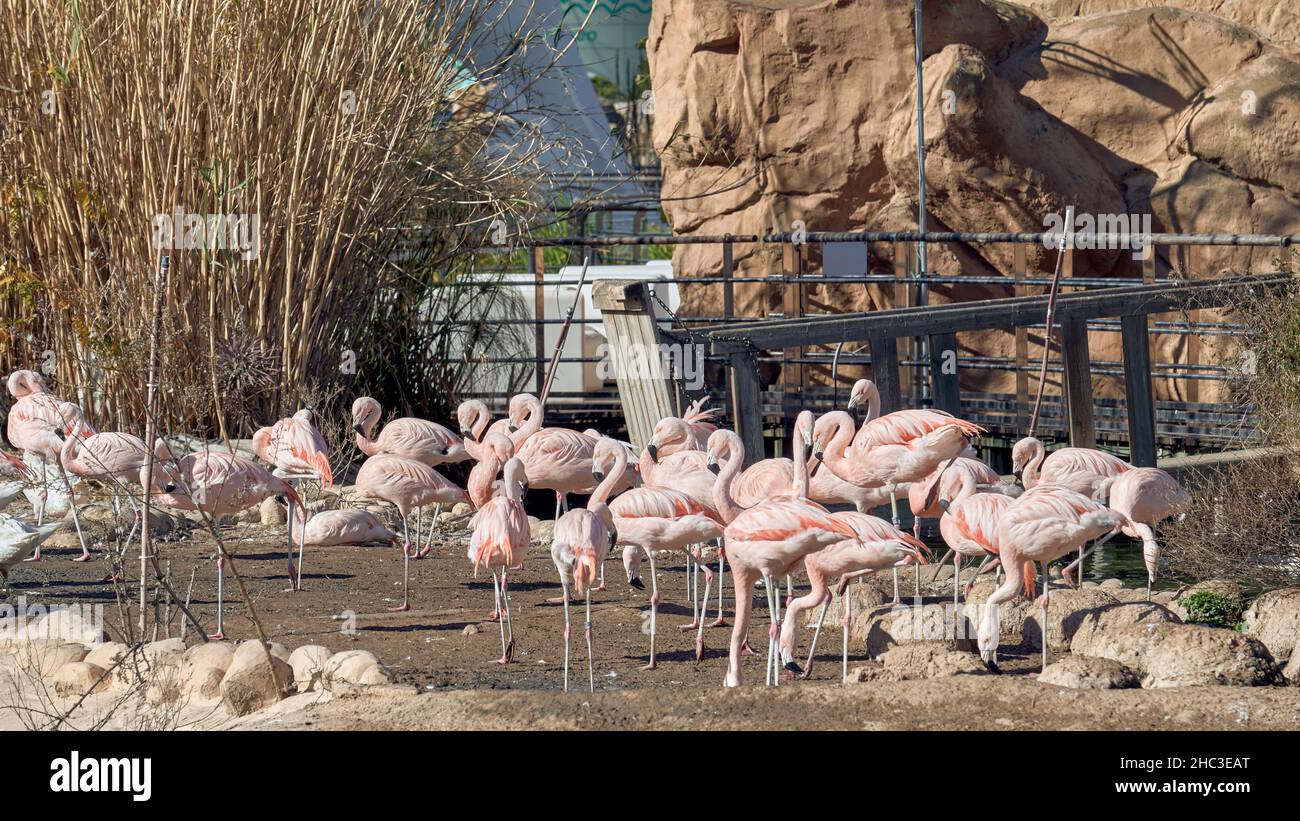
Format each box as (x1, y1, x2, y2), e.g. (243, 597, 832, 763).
(354, 454, 469, 612)
(549, 472, 616, 693)
(715, 411, 862, 688)
(779, 513, 928, 680)
(978, 484, 1124, 673)
(468, 458, 530, 664)
(1105, 467, 1191, 599)
(593, 437, 721, 668)
(253, 408, 334, 590)
(813, 408, 984, 602)
(141, 449, 306, 640)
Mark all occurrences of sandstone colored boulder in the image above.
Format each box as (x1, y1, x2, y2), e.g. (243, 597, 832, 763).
(1020, 588, 1122, 653)
(5, 605, 108, 645)
(1171, 579, 1247, 623)
(1284, 638, 1300, 684)
(52, 661, 110, 698)
(260, 496, 286, 526)
(1014, 1, 1300, 54)
(183, 642, 234, 674)
(288, 645, 333, 693)
(323, 649, 394, 692)
(220, 641, 293, 716)
(1078, 621, 1280, 687)
(141, 638, 186, 670)
(181, 665, 226, 701)
(84, 641, 129, 670)
(20, 640, 88, 678)
(1068, 600, 1182, 657)
(1038, 656, 1138, 690)
(1243, 588, 1300, 664)
(878, 644, 987, 679)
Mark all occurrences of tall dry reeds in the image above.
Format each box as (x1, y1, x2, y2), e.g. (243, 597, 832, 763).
(0, 0, 563, 435)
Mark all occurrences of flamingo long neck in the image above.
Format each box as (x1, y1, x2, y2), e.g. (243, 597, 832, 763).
(355, 407, 382, 456)
(467, 455, 500, 507)
(712, 434, 746, 524)
(59, 420, 82, 472)
(791, 421, 810, 500)
(862, 392, 880, 423)
(1024, 440, 1046, 488)
(590, 444, 627, 506)
(637, 448, 657, 486)
(510, 398, 543, 449)
(950, 470, 977, 506)
(825, 414, 857, 477)
(472, 404, 492, 440)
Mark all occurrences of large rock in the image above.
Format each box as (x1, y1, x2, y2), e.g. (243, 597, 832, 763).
(877, 643, 988, 679)
(1039, 655, 1139, 690)
(1243, 588, 1300, 664)
(1020, 588, 1123, 653)
(648, 0, 1300, 404)
(220, 641, 293, 716)
(52, 661, 111, 697)
(1076, 621, 1280, 687)
(182, 642, 234, 674)
(323, 649, 394, 692)
(22, 641, 88, 678)
(1068, 600, 1182, 656)
(288, 645, 333, 693)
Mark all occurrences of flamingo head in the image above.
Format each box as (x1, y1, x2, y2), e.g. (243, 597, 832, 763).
(846, 378, 876, 411)
(591, 437, 625, 481)
(456, 399, 488, 440)
(250, 426, 274, 464)
(6, 369, 47, 399)
(646, 417, 693, 463)
(507, 393, 540, 432)
(350, 396, 382, 436)
(704, 428, 738, 474)
(1010, 436, 1043, 480)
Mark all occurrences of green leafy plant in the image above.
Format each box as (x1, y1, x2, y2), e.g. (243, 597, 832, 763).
(1178, 591, 1243, 629)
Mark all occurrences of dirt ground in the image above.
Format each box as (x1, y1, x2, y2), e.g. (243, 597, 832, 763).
(9, 513, 1300, 730)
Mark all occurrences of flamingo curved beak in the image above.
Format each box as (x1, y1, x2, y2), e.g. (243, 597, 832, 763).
(706, 458, 719, 475)
(461, 428, 475, 441)
(352, 424, 363, 435)
(646, 443, 658, 463)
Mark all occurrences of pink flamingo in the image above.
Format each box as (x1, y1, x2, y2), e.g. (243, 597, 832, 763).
(7, 399, 87, 559)
(291, 510, 396, 546)
(1105, 467, 1191, 598)
(814, 408, 984, 601)
(253, 408, 335, 587)
(713, 411, 861, 687)
(936, 489, 1013, 607)
(1011, 436, 1132, 499)
(351, 396, 468, 466)
(506, 394, 599, 519)
(549, 461, 617, 693)
(682, 396, 719, 449)
(593, 437, 722, 668)
(908, 456, 1011, 538)
(355, 454, 469, 610)
(640, 415, 728, 625)
(779, 512, 928, 679)
(468, 457, 531, 664)
(466, 433, 515, 510)
(978, 484, 1125, 672)
(60, 414, 176, 563)
(457, 398, 513, 461)
(1, 450, 33, 482)
(142, 449, 306, 640)
(6, 372, 92, 546)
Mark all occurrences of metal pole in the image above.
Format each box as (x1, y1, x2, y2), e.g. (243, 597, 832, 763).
(539, 253, 592, 407)
(914, 0, 931, 404)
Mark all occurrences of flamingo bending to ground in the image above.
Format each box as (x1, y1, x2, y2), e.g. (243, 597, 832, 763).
(550, 458, 617, 693)
(978, 484, 1124, 672)
(594, 437, 721, 668)
(60, 415, 176, 564)
(1105, 467, 1191, 598)
(908, 456, 1014, 538)
(715, 411, 861, 687)
(352, 396, 468, 466)
(468, 458, 530, 664)
(355, 454, 469, 611)
(143, 449, 306, 639)
(779, 512, 928, 680)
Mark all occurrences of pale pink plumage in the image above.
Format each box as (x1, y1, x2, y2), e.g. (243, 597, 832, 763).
(457, 399, 512, 461)
(352, 396, 467, 466)
(291, 509, 397, 546)
(1012, 436, 1132, 499)
(145, 449, 305, 521)
(1106, 467, 1191, 586)
(253, 409, 334, 486)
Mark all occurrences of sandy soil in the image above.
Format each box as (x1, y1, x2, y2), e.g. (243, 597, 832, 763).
(8, 514, 1299, 731)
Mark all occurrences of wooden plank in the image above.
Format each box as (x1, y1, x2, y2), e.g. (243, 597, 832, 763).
(1013, 243, 1029, 430)
(706, 274, 1288, 354)
(729, 350, 764, 462)
(1059, 316, 1096, 449)
(592, 280, 676, 449)
(867, 335, 902, 414)
(1122, 313, 1157, 467)
(928, 331, 960, 414)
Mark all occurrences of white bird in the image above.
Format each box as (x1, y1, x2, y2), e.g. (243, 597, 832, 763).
(0, 515, 64, 584)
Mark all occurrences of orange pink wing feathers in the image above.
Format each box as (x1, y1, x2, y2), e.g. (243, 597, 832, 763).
(469, 496, 530, 573)
(855, 409, 983, 451)
(727, 496, 858, 543)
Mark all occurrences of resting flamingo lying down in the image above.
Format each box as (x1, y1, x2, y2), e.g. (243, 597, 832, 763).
(291, 510, 397, 546)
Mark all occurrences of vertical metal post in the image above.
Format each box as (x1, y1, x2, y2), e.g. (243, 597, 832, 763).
(722, 237, 735, 320)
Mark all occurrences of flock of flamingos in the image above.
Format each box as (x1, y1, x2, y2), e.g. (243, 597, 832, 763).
(0, 367, 1191, 691)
